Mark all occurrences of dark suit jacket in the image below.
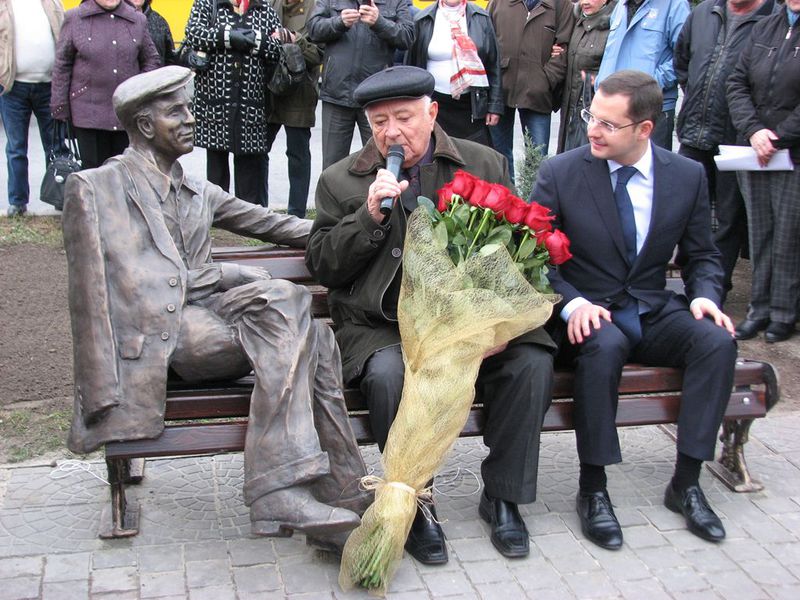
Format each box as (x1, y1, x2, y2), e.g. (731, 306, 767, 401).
(533, 143, 724, 318)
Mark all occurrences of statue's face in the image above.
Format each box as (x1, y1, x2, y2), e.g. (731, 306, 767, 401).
(145, 86, 196, 159)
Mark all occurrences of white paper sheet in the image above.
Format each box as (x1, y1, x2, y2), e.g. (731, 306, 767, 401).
(714, 145, 795, 171)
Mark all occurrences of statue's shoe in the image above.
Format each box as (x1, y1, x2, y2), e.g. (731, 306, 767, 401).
(251, 484, 361, 537)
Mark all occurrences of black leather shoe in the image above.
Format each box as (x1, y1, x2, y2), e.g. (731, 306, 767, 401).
(765, 321, 794, 343)
(734, 317, 769, 340)
(577, 490, 623, 550)
(478, 492, 529, 558)
(405, 503, 448, 565)
(664, 483, 725, 543)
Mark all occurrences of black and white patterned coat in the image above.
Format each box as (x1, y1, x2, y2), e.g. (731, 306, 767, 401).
(184, 0, 282, 154)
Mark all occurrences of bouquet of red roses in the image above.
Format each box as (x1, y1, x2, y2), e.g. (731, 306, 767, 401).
(428, 170, 572, 293)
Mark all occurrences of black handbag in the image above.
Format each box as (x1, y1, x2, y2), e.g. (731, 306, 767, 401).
(176, 0, 217, 72)
(563, 77, 594, 152)
(40, 122, 81, 211)
(267, 30, 306, 97)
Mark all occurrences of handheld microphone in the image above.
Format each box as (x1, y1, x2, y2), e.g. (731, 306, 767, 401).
(379, 145, 405, 217)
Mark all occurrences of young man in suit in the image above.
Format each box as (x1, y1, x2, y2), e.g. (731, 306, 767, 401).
(533, 70, 737, 550)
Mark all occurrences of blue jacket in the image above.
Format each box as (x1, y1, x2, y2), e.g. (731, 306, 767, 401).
(596, 0, 690, 111)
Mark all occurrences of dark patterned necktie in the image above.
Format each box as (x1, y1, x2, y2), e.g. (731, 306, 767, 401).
(612, 166, 641, 345)
(614, 166, 638, 264)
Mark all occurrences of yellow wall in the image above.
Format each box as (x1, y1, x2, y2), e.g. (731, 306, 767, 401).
(61, 1, 488, 42)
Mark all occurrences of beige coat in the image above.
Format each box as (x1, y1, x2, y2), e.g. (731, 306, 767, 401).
(0, 0, 64, 94)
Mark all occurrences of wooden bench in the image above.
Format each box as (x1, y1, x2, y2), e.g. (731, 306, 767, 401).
(99, 247, 780, 538)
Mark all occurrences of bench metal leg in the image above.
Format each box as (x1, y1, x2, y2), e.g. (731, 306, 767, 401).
(707, 418, 764, 493)
(99, 458, 140, 538)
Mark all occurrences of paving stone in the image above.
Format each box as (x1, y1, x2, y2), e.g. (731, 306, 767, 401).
(565, 570, 618, 599)
(614, 507, 650, 528)
(91, 591, 139, 600)
(90, 565, 138, 593)
(450, 539, 503, 563)
(524, 512, 567, 536)
(650, 566, 709, 592)
(187, 583, 237, 600)
(591, 553, 651, 581)
(615, 577, 671, 600)
(280, 554, 336, 595)
(92, 548, 137, 569)
(635, 545, 690, 569)
(184, 540, 230, 562)
(509, 557, 564, 591)
(42, 579, 90, 600)
(185, 559, 232, 588)
(474, 579, 526, 599)
(385, 559, 425, 592)
(742, 520, 796, 544)
(464, 559, 512, 585)
(522, 587, 577, 600)
(422, 569, 476, 597)
(753, 497, 800, 515)
(671, 591, 722, 600)
(533, 532, 584, 557)
(271, 536, 308, 558)
(663, 529, 721, 552)
(682, 547, 738, 573)
(137, 545, 183, 573)
(139, 570, 186, 598)
(232, 565, 281, 593)
(708, 569, 769, 600)
(0, 556, 43, 578)
(0, 576, 40, 599)
(767, 584, 800, 600)
(744, 559, 800, 586)
(546, 550, 601, 574)
(767, 541, 800, 566)
(441, 518, 489, 540)
(227, 538, 277, 566)
(621, 525, 668, 549)
(722, 539, 776, 563)
(383, 592, 433, 600)
(44, 552, 90, 582)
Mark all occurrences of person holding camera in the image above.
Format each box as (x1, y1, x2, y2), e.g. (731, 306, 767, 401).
(308, 0, 414, 169)
(184, 0, 285, 205)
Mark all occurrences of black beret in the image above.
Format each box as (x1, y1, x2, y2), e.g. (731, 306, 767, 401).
(113, 66, 194, 124)
(354, 66, 435, 108)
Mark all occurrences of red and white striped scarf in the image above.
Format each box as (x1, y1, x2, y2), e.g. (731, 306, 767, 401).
(440, 0, 488, 99)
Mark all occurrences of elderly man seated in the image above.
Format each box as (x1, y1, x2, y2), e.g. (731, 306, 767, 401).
(306, 66, 555, 564)
(62, 66, 368, 539)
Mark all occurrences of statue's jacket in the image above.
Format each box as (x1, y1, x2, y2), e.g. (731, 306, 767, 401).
(63, 149, 309, 454)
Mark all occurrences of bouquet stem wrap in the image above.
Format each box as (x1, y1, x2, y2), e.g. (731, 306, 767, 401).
(339, 208, 556, 595)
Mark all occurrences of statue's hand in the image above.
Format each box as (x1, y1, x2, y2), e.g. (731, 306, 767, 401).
(238, 265, 271, 284)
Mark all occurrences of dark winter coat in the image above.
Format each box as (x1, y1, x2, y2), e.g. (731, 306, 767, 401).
(306, 124, 554, 384)
(674, 0, 777, 151)
(488, 0, 575, 113)
(184, 0, 283, 154)
(727, 8, 800, 164)
(307, 0, 414, 108)
(405, 2, 504, 119)
(267, 0, 322, 129)
(142, 1, 176, 66)
(557, 0, 616, 152)
(50, 0, 160, 130)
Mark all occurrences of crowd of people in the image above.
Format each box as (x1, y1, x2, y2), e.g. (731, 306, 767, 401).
(2, 0, 800, 564)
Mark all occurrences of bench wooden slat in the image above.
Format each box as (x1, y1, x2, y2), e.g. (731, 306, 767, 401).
(109, 389, 766, 459)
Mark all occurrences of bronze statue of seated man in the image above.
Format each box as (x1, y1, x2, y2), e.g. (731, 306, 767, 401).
(62, 66, 369, 539)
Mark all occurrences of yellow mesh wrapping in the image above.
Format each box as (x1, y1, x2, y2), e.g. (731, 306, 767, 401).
(339, 208, 556, 595)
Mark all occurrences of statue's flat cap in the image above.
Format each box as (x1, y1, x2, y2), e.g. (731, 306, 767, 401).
(113, 66, 194, 121)
(354, 66, 435, 108)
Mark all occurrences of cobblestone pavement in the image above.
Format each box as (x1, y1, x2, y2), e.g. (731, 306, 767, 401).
(1, 414, 799, 600)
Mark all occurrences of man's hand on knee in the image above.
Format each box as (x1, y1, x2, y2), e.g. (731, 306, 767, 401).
(568, 303, 612, 345)
(689, 298, 735, 335)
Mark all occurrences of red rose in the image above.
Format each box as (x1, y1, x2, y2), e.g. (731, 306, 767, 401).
(524, 202, 555, 233)
(542, 230, 573, 265)
(501, 195, 529, 225)
(468, 179, 493, 208)
(482, 183, 513, 215)
(437, 182, 455, 213)
(451, 170, 477, 199)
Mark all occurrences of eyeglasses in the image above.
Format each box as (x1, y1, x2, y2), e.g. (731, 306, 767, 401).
(581, 108, 644, 134)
